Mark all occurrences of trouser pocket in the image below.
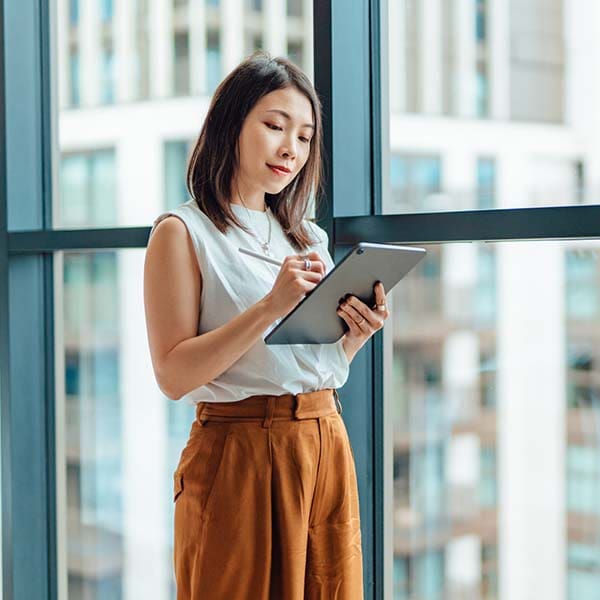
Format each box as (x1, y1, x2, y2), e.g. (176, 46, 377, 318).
(173, 471, 184, 502)
(173, 423, 233, 513)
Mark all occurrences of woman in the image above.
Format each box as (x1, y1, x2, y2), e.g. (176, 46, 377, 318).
(144, 51, 389, 599)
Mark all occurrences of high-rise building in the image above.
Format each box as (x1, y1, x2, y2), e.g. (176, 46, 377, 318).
(54, 0, 600, 598)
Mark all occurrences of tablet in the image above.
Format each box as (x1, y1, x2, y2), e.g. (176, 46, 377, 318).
(264, 242, 426, 345)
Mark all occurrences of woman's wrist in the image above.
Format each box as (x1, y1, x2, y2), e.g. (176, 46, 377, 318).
(341, 335, 360, 364)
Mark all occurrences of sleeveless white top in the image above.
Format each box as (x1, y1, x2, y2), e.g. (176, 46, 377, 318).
(149, 199, 349, 404)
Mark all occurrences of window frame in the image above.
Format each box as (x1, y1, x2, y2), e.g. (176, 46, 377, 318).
(2, 0, 600, 598)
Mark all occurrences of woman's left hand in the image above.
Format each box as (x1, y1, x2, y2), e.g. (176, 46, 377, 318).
(336, 282, 390, 362)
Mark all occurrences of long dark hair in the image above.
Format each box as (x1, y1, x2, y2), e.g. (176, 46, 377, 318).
(186, 50, 325, 252)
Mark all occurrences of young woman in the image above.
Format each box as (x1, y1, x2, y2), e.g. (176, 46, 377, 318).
(144, 51, 389, 599)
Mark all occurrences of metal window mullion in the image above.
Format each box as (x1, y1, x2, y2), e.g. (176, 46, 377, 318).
(368, 0, 386, 598)
(0, 0, 16, 598)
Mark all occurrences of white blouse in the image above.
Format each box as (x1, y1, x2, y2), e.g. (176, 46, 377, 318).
(149, 199, 350, 404)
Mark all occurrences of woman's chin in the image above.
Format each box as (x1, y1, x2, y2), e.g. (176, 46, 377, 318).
(264, 182, 289, 195)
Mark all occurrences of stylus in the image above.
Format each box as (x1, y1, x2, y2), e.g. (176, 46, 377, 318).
(238, 247, 283, 266)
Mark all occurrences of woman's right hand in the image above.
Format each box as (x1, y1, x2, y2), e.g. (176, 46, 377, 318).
(264, 251, 326, 319)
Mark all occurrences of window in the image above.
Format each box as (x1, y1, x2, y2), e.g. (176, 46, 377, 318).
(69, 48, 80, 107)
(62, 251, 123, 597)
(247, 0, 262, 11)
(481, 544, 498, 600)
(476, 0, 487, 42)
(476, 64, 489, 118)
(101, 44, 115, 104)
(164, 141, 192, 209)
(59, 151, 117, 227)
(245, 32, 263, 56)
(477, 158, 495, 209)
(390, 155, 441, 212)
(510, 0, 565, 122)
(476, 245, 496, 324)
(441, 0, 455, 115)
(389, 240, 600, 600)
(404, 0, 421, 112)
(287, 0, 303, 17)
(287, 40, 303, 68)
(174, 31, 190, 96)
(480, 447, 497, 507)
(568, 543, 600, 600)
(69, 0, 79, 26)
(479, 351, 497, 409)
(206, 30, 221, 94)
(394, 551, 445, 600)
(475, 0, 489, 117)
(4, 0, 600, 595)
(566, 250, 599, 320)
(134, 0, 150, 100)
(100, 0, 114, 23)
(567, 445, 600, 515)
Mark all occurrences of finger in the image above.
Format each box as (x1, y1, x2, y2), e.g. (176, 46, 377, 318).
(339, 302, 376, 331)
(296, 254, 325, 275)
(336, 306, 361, 335)
(293, 258, 324, 274)
(344, 296, 380, 327)
(373, 282, 387, 312)
(374, 281, 386, 298)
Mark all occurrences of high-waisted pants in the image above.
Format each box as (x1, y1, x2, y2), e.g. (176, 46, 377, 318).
(172, 388, 364, 599)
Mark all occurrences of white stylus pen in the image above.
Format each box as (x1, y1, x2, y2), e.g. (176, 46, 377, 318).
(238, 247, 284, 266)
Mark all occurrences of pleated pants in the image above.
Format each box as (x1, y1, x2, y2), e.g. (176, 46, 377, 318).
(172, 388, 364, 599)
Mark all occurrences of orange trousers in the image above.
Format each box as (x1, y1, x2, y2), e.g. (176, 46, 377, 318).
(173, 388, 364, 599)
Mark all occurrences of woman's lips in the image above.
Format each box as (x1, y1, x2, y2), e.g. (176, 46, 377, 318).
(267, 164, 290, 176)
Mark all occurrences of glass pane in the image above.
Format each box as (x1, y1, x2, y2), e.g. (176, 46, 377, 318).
(54, 0, 314, 228)
(388, 240, 600, 600)
(58, 249, 196, 599)
(386, 0, 595, 213)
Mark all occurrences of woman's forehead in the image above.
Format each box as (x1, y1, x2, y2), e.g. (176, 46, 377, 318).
(254, 88, 313, 123)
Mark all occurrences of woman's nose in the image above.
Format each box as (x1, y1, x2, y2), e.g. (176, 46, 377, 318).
(280, 135, 298, 158)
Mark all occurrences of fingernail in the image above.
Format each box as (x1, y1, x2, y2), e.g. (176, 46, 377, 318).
(338, 297, 344, 304)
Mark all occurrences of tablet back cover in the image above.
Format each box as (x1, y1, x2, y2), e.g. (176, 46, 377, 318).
(264, 242, 426, 345)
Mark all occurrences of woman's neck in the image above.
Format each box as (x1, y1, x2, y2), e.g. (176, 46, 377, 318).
(230, 202, 268, 213)
(230, 176, 266, 212)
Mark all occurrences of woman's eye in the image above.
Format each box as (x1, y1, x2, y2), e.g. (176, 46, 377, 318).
(266, 123, 310, 143)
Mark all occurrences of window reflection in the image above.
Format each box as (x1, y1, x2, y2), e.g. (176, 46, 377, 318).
(61, 248, 197, 599)
(56, 0, 312, 227)
(389, 241, 600, 599)
(60, 151, 117, 227)
(56, 1, 314, 597)
(63, 252, 124, 597)
(387, 0, 590, 214)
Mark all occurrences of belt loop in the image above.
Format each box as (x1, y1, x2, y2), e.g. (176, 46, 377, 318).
(195, 402, 208, 427)
(333, 389, 343, 414)
(262, 397, 275, 428)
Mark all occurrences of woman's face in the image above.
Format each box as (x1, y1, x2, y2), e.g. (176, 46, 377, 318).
(235, 86, 315, 198)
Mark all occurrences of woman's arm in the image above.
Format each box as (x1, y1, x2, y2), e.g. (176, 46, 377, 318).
(161, 299, 278, 400)
(144, 216, 279, 400)
(341, 337, 357, 364)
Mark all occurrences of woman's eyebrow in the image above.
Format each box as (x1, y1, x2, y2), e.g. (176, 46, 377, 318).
(265, 109, 315, 130)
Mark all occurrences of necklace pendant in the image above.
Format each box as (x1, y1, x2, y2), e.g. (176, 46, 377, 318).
(261, 242, 271, 255)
